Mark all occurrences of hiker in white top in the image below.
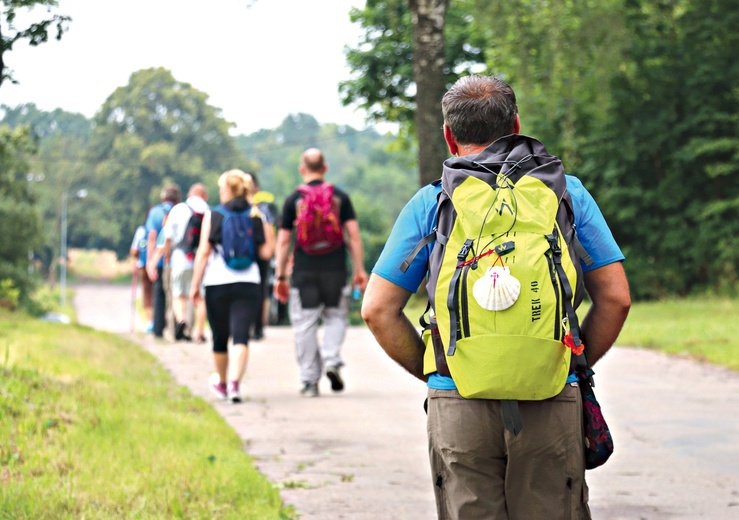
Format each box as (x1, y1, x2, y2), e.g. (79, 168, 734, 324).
(147, 183, 209, 341)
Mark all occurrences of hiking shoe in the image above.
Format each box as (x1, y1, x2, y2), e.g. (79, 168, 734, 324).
(228, 381, 242, 403)
(326, 367, 344, 392)
(300, 382, 319, 398)
(208, 373, 227, 400)
(175, 321, 190, 341)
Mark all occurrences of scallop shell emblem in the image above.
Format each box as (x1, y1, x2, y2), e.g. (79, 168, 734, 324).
(472, 266, 521, 311)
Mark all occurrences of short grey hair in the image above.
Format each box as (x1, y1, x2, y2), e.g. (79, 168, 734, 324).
(442, 75, 518, 146)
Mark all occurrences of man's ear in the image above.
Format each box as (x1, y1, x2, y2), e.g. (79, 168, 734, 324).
(512, 114, 521, 135)
(443, 124, 459, 156)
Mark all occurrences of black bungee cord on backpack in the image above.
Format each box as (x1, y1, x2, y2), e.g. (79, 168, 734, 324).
(464, 154, 532, 269)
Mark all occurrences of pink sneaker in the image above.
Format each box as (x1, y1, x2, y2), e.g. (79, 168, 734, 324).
(208, 373, 227, 400)
(228, 381, 242, 403)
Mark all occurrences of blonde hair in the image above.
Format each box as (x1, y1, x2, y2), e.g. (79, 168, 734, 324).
(218, 169, 255, 201)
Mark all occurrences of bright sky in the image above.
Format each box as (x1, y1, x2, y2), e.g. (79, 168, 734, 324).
(0, 0, 370, 135)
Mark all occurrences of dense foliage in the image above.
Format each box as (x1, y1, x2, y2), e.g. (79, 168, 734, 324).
(0, 125, 41, 309)
(582, 0, 739, 298)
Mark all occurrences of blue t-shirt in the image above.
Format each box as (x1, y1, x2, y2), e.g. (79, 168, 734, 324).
(130, 225, 147, 268)
(144, 202, 173, 269)
(372, 175, 625, 390)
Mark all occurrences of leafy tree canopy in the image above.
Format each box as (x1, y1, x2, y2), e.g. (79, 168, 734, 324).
(1, 102, 90, 140)
(85, 67, 252, 258)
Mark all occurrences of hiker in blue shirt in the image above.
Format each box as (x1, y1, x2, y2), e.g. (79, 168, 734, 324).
(362, 75, 631, 520)
(145, 183, 181, 338)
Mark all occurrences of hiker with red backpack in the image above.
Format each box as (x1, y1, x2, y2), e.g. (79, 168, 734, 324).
(362, 75, 631, 519)
(274, 148, 368, 397)
(147, 183, 209, 342)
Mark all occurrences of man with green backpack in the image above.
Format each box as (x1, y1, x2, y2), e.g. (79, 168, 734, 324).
(362, 75, 631, 519)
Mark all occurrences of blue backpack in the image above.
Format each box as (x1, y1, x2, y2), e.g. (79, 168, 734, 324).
(213, 205, 256, 270)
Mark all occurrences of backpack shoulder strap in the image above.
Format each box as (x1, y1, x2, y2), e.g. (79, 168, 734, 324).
(561, 195, 594, 267)
(399, 180, 445, 273)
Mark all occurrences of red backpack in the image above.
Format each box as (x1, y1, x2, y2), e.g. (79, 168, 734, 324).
(295, 183, 344, 255)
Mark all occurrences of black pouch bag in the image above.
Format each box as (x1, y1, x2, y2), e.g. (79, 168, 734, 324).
(577, 366, 614, 469)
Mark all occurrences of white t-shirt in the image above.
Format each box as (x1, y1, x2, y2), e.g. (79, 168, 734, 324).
(162, 196, 210, 272)
(202, 245, 261, 286)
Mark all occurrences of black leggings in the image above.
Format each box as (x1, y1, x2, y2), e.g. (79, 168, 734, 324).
(204, 282, 261, 353)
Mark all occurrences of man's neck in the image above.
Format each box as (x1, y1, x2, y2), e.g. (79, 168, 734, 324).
(457, 144, 489, 157)
(302, 173, 325, 183)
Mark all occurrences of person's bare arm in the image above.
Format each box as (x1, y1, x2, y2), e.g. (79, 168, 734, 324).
(259, 221, 276, 261)
(361, 274, 426, 381)
(190, 212, 212, 303)
(580, 262, 631, 366)
(147, 236, 173, 281)
(146, 229, 160, 281)
(344, 219, 368, 291)
(273, 228, 292, 304)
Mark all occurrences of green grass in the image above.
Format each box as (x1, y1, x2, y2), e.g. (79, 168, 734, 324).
(616, 297, 738, 371)
(404, 293, 739, 371)
(0, 311, 293, 519)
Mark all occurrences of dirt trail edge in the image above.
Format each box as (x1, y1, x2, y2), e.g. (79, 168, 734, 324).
(75, 283, 739, 520)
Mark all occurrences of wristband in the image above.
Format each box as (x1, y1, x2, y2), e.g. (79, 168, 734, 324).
(277, 275, 287, 281)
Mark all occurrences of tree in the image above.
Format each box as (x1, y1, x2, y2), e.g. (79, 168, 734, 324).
(0, 0, 71, 88)
(0, 124, 42, 309)
(408, 0, 449, 186)
(341, 0, 485, 185)
(86, 67, 251, 257)
(1, 104, 99, 276)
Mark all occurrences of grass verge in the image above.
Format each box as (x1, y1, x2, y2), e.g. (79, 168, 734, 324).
(615, 297, 738, 371)
(0, 311, 293, 519)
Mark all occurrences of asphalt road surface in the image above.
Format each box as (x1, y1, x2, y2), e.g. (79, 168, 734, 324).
(74, 283, 739, 519)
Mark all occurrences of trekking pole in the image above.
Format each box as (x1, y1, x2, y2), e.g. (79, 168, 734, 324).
(130, 267, 138, 332)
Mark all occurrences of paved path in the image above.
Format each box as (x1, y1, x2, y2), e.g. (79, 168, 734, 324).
(74, 283, 739, 519)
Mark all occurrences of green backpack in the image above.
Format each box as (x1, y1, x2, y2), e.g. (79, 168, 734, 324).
(404, 135, 591, 405)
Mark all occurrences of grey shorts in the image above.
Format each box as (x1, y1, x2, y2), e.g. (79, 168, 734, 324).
(427, 384, 590, 519)
(170, 268, 193, 298)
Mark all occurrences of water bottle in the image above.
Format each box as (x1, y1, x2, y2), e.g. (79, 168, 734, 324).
(352, 285, 362, 300)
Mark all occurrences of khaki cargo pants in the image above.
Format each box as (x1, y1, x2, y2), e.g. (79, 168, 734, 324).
(427, 384, 591, 520)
